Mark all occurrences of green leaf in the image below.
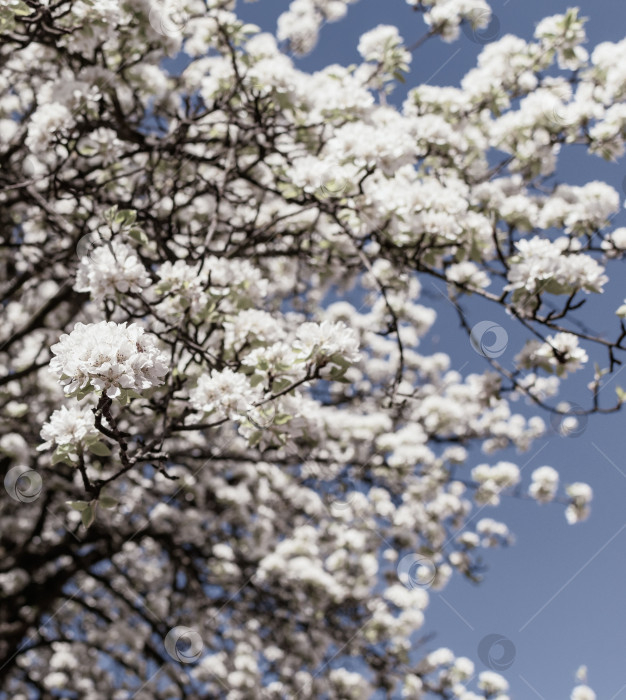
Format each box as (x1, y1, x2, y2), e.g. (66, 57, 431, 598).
(81, 504, 96, 529)
(74, 385, 94, 401)
(88, 441, 111, 456)
(103, 205, 119, 224)
(52, 447, 77, 466)
(542, 279, 571, 295)
(328, 354, 351, 370)
(278, 183, 301, 200)
(248, 430, 263, 447)
(117, 388, 142, 406)
(271, 377, 292, 393)
(249, 374, 264, 387)
(128, 228, 149, 245)
(331, 375, 351, 383)
(66, 500, 90, 512)
(115, 209, 137, 226)
(10, 0, 34, 17)
(99, 496, 118, 509)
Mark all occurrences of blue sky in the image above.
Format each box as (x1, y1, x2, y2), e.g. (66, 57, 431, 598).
(228, 1, 626, 696)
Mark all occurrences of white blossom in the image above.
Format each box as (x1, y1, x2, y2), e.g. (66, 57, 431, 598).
(189, 368, 259, 420)
(74, 240, 151, 301)
(38, 404, 99, 451)
(535, 9, 588, 71)
(571, 686, 596, 700)
(294, 320, 361, 364)
(516, 333, 588, 377)
(477, 670, 509, 694)
(506, 236, 608, 297)
(565, 482, 593, 524)
(529, 465, 559, 503)
(49, 321, 169, 399)
(25, 102, 74, 152)
(358, 25, 408, 63)
(446, 261, 491, 290)
(223, 309, 284, 351)
(601, 227, 626, 257)
(1, 0, 621, 695)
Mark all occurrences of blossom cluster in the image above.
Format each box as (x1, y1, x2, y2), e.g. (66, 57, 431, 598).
(406, 0, 493, 42)
(189, 367, 260, 421)
(565, 482, 593, 524)
(38, 404, 100, 452)
(516, 333, 589, 378)
(506, 237, 608, 301)
(0, 0, 620, 696)
(49, 321, 169, 400)
(276, 0, 359, 54)
(75, 239, 151, 301)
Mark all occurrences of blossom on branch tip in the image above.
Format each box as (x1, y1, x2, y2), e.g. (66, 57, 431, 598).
(571, 687, 596, 700)
(38, 405, 100, 451)
(529, 465, 559, 503)
(506, 236, 608, 304)
(294, 320, 361, 365)
(49, 321, 169, 400)
(565, 482, 593, 524)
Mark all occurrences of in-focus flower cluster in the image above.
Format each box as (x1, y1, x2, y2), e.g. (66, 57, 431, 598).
(50, 321, 169, 400)
(506, 237, 608, 304)
(38, 404, 99, 452)
(293, 320, 361, 376)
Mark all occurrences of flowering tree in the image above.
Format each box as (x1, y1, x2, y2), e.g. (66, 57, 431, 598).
(1, 0, 624, 697)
